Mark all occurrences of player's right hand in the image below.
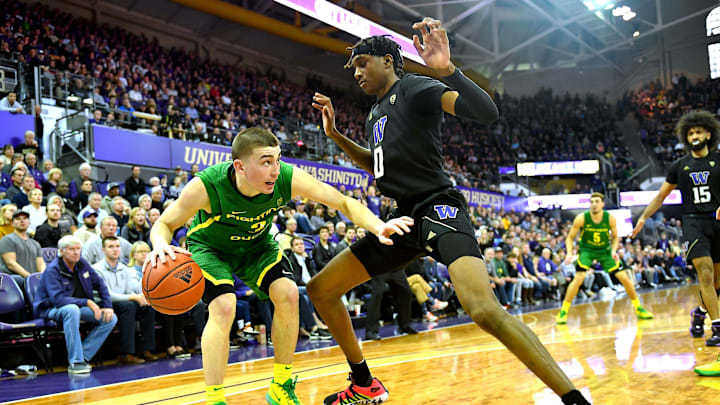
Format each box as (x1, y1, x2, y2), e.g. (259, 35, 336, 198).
(145, 243, 191, 268)
(376, 216, 415, 245)
(631, 218, 645, 239)
(311, 93, 337, 137)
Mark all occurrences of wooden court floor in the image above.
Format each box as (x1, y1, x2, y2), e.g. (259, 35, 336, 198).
(8, 285, 720, 405)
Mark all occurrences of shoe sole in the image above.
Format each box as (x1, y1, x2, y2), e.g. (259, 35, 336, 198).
(67, 369, 91, 374)
(329, 392, 389, 404)
(690, 328, 705, 338)
(705, 340, 720, 347)
(694, 368, 720, 376)
(265, 392, 279, 405)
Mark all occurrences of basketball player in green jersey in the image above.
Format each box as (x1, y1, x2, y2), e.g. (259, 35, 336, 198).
(145, 127, 413, 405)
(556, 192, 653, 324)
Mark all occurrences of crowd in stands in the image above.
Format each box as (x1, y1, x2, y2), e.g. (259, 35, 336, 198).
(629, 73, 720, 167)
(0, 0, 633, 191)
(0, 0, 697, 375)
(0, 126, 691, 372)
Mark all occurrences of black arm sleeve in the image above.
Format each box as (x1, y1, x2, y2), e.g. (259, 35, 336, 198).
(442, 68, 499, 124)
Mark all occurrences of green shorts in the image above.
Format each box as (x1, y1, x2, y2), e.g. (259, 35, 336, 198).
(188, 239, 283, 301)
(577, 248, 620, 273)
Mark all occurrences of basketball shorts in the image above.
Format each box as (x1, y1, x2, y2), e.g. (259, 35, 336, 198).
(576, 248, 619, 273)
(188, 239, 296, 304)
(350, 188, 482, 277)
(683, 215, 720, 262)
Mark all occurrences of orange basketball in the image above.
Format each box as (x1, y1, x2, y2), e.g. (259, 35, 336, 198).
(142, 252, 205, 315)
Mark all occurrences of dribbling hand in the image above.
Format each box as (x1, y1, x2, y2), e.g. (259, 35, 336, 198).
(376, 216, 414, 245)
(311, 93, 337, 137)
(145, 244, 191, 269)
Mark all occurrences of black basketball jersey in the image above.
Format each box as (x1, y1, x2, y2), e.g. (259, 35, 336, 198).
(365, 74, 452, 205)
(666, 151, 720, 214)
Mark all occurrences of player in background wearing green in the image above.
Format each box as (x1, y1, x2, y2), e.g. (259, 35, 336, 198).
(145, 127, 413, 405)
(556, 192, 653, 324)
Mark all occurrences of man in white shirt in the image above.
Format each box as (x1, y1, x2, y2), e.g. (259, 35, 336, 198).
(82, 217, 131, 264)
(0, 91, 24, 113)
(93, 236, 157, 364)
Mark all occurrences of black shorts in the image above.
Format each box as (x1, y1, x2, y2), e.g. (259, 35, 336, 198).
(350, 188, 482, 277)
(202, 254, 296, 304)
(683, 215, 720, 262)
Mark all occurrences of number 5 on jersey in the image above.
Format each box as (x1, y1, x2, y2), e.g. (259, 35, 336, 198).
(372, 115, 388, 179)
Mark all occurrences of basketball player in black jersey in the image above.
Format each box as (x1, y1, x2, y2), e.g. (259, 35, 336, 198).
(633, 110, 720, 375)
(307, 18, 591, 405)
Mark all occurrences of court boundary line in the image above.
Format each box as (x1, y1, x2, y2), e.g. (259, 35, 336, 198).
(2, 286, 680, 405)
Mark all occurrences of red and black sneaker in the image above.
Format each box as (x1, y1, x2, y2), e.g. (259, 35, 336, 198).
(323, 373, 389, 405)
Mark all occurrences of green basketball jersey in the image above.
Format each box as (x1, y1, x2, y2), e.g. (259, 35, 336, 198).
(186, 160, 293, 254)
(579, 210, 610, 251)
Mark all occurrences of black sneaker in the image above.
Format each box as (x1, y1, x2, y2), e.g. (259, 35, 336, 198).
(398, 326, 418, 335)
(365, 331, 381, 341)
(316, 329, 333, 340)
(690, 308, 707, 338)
(707, 325, 720, 346)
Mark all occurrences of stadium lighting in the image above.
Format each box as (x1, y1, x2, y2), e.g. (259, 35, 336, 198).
(605, 3, 615, 10)
(273, 0, 425, 65)
(623, 11, 636, 21)
(633, 30, 640, 37)
(66, 95, 78, 102)
(613, 6, 631, 17)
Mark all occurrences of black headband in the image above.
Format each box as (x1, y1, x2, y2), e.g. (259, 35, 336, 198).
(347, 36, 403, 68)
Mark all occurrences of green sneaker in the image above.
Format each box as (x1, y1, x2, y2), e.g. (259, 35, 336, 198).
(556, 310, 568, 324)
(266, 376, 303, 405)
(695, 356, 720, 376)
(635, 306, 653, 320)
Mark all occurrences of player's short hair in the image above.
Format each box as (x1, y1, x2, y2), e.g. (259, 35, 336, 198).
(345, 35, 405, 78)
(675, 110, 720, 150)
(232, 127, 279, 161)
(591, 192, 604, 201)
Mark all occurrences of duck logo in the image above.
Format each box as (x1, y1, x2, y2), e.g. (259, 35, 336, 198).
(434, 205, 458, 220)
(174, 266, 193, 284)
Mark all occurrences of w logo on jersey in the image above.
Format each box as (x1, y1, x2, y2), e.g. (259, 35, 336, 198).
(373, 115, 387, 145)
(434, 205, 458, 220)
(690, 171, 710, 186)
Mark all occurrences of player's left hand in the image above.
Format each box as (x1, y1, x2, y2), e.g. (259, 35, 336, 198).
(612, 251, 620, 262)
(715, 206, 720, 221)
(376, 216, 414, 245)
(412, 18, 453, 75)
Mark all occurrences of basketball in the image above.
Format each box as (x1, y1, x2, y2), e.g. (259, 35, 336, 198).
(142, 253, 205, 315)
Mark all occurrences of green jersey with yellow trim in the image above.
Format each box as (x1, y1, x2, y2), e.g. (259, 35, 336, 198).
(186, 160, 293, 254)
(579, 210, 610, 251)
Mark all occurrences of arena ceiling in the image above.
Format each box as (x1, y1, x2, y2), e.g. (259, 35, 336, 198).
(107, 0, 719, 83)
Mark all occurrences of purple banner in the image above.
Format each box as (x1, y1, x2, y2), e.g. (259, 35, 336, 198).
(282, 157, 372, 190)
(93, 125, 171, 167)
(170, 140, 232, 170)
(0, 111, 34, 147)
(457, 186, 528, 212)
(92, 125, 371, 190)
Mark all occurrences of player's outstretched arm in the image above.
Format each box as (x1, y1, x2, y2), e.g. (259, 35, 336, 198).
(291, 167, 412, 245)
(564, 214, 583, 264)
(147, 178, 211, 267)
(631, 181, 676, 238)
(412, 17, 498, 124)
(311, 93, 373, 173)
